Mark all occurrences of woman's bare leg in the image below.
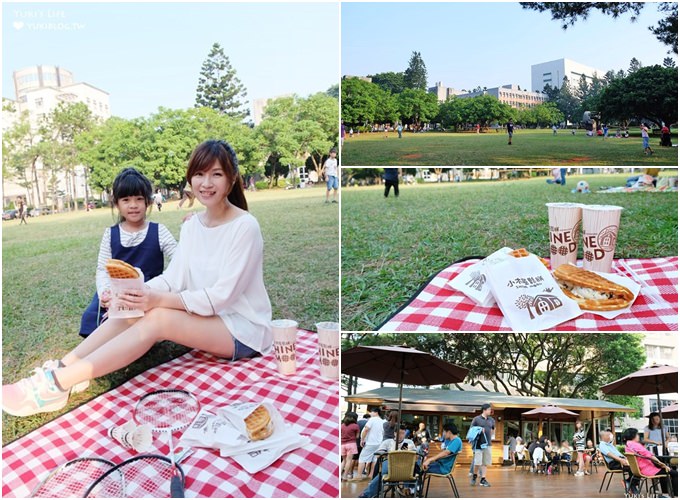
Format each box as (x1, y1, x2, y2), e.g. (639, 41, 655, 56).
(53, 308, 234, 390)
(61, 318, 141, 366)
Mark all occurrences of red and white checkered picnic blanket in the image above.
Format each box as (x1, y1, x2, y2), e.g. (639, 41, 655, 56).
(379, 257, 678, 332)
(2, 329, 339, 498)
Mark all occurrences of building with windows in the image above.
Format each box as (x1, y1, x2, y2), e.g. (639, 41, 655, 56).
(457, 84, 547, 109)
(531, 58, 605, 92)
(427, 82, 464, 103)
(2, 65, 110, 208)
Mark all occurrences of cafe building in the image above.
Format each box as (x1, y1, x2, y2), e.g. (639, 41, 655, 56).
(345, 387, 635, 465)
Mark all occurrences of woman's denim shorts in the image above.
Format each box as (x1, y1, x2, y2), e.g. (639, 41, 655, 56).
(232, 336, 261, 361)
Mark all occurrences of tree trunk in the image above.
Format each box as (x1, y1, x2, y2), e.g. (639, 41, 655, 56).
(71, 170, 78, 210)
(31, 156, 42, 207)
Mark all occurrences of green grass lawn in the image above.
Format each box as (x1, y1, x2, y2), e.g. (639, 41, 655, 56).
(2, 187, 338, 443)
(341, 129, 678, 166)
(341, 173, 678, 331)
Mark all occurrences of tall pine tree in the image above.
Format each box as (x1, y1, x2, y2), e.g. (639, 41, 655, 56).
(195, 42, 249, 119)
(403, 51, 428, 90)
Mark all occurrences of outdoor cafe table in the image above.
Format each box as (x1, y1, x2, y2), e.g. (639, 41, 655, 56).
(378, 256, 678, 332)
(1, 329, 339, 498)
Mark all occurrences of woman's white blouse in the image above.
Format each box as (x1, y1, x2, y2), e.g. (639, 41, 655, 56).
(146, 212, 272, 354)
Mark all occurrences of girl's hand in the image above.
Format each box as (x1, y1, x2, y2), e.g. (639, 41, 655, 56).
(100, 289, 112, 309)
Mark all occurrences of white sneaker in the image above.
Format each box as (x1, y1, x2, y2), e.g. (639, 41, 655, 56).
(2, 367, 70, 416)
(42, 360, 90, 394)
(574, 471, 585, 476)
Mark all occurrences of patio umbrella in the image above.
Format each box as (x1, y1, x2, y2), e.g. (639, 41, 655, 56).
(660, 402, 678, 418)
(342, 344, 469, 449)
(521, 405, 579, 439)
(601, 364, 678, 454)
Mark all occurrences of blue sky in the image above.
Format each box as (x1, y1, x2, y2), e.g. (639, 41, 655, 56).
(342, 2, 675, 90)
(3, 2, 339, 119)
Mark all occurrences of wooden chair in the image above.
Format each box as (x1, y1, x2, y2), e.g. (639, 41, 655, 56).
(381, 451, 418, 498)
(514, 449, 528, 471)
(520, 449, 531, 472)
(598, 459, 624, 493)
(624, 452, 671, 497)
(422, 452, 459, 498)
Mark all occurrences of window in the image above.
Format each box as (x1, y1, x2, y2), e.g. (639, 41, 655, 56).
(650, 399, 678, 436)
(35, 98, 43, 107)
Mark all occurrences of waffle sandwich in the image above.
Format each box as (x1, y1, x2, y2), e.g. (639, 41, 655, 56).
(105, 259, 140, 279)
(245, 405, 274, 441)
(553, 264, 634, 311)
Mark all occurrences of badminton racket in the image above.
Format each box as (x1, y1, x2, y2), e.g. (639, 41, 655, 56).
(83, 454, 184, 498)
(30, 457, 116, 498)
(133, 389, 200, 498)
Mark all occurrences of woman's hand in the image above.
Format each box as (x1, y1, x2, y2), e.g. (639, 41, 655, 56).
(117, 288, 158, 311)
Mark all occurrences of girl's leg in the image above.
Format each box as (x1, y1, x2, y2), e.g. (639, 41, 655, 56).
(53, 308, 234, 390)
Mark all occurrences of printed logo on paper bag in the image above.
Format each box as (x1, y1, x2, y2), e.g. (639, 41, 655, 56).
(549, 221, 580, 256)
(515, 292, 563, 320)
(465, 271, 486, 291)
(583, 225, 618, 261)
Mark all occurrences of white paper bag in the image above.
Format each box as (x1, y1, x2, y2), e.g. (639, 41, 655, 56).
(108, 269, 145, 319)
(447, 247, 514, 306)
(180, 409, 234, 449)
(486, 255, 582, 331)
(227, 431, 309, 474)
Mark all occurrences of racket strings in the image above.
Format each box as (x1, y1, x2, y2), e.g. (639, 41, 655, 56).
(86, 456, 178, 498)
(135, 392, 200, 432)
(31, 458, 114, 498)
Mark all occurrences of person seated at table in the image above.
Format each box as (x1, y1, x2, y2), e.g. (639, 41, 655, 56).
(415, 421, 431, 445)
(623, 427, 677, 496)
(422, 423, 462, 475)
(545, 440, 560, 471)
(532, 442, 546, 473)
(527, 437, 540, 471)
(358, 428, 416, 498)
(598, 430, 639, 493)
(644, 412, 670, 455)
(584, 438, 596, 469)
(668, 435, 678, 456)
(515, 436, 527, 462)
(559, 440, 574, 474)
(417, 437, 430, 458)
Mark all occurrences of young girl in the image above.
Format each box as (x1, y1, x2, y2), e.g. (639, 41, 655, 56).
(3, 140, 273, 417)
(79, 168, 177, 338)
(573, 420, 587, 476)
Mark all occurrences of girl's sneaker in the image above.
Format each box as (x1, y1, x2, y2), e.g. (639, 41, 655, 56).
(2, 367, 69, 417)
(42, 360, 89, 394)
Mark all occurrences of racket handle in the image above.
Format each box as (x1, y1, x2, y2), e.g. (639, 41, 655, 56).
(171, 474, 185, 498)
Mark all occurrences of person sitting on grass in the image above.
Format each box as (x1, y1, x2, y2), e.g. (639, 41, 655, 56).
(2, 139, 272, 417)
(623, 427, 677, 496)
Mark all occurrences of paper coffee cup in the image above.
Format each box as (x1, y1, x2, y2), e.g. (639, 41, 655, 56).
(546, 203, 583, 269)
(581, 205, 623, 273)
(315, 322, 339, 380)
(271, 319, 298, 375)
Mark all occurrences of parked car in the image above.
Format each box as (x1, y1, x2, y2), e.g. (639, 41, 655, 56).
(2, 209, 17, 220)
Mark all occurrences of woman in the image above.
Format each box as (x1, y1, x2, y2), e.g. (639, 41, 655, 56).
(3, 140, 272, 416)
(624, 427, 677, 496)
(341, 414, 360, 481)
(383, 410, 398, 441)
(573, 420, 587, 476)
(515, 436, 527, 463)
(644, 412, 670, 455)
(415, 421, 431, 445)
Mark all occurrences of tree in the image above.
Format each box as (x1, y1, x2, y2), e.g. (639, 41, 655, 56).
(520, 2, 678, 53)
(663, 57, 677, 68)
(599, 65, 678, 128)
(344, 333, 645, 408)
(341, 78, 381, 128)
(403, 51, 428, 90)
(628, 57, 643, 74)
(370, 71, 406, 94)
(2, 108, 43, 207)
(325, 84, 339, 99)
(195, 42, 249, 119)
(40, 102, 96, 211)
(396, 89, 439, 129)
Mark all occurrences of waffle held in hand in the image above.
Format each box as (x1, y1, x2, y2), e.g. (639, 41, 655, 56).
(553, 264, 634, 311)
(105, 259, 140, 279)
